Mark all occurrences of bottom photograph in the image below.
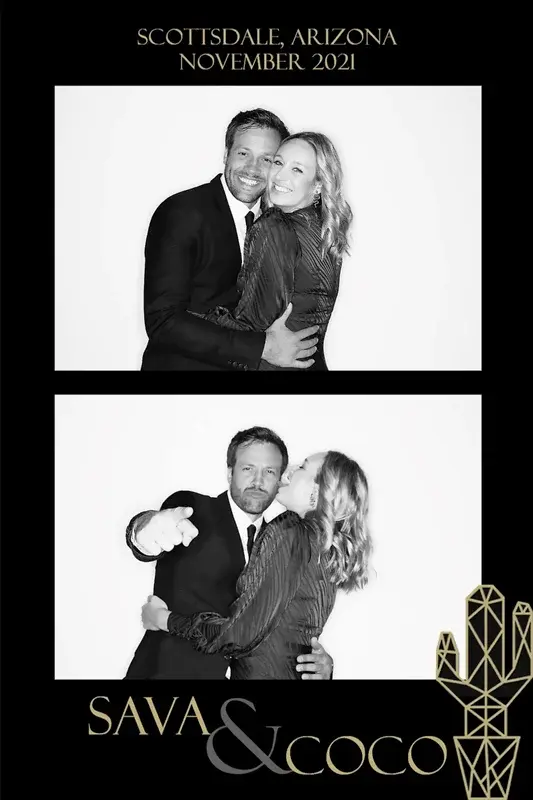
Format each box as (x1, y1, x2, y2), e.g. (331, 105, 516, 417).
(55, 393, 482, 682)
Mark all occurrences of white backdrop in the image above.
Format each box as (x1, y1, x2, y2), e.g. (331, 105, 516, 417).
(55, 394, 481, 679)
(54, 85, 481, 371)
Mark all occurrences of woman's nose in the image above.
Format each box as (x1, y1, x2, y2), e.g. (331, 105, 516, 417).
(281, 465, 296, 485)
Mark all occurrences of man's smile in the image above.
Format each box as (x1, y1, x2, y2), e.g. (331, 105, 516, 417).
(238, 176, 262, 187)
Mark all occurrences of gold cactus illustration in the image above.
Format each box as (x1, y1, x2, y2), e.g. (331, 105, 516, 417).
(436, 585, 532, 800)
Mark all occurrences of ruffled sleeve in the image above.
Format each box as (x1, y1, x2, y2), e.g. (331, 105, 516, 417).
(165, 511, 311, 658)
(203, 208, 300, 331)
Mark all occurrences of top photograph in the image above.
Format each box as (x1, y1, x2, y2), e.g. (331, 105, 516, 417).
(54, 85, 481, 372)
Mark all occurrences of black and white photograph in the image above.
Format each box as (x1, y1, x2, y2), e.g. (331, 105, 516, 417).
(54, 85, 481, 372)
(7, 9, 530, 797)
(55, 394, 481, 681)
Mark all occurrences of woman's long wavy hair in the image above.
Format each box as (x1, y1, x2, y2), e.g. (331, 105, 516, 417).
(267, 132, 353, 267)
(306, 451, 372, 592)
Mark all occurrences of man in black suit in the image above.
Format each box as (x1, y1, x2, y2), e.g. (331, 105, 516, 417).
(124, 426, 333, 679)
(140, 108, 319, 371)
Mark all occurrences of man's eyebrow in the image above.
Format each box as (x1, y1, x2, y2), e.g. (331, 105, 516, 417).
(235, 147, 275, 156)
(238, 462, 279, 470)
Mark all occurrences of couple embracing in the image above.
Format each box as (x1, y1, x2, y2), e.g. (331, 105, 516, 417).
(125, 427, 372, 680)
(141, 108, 352, 371)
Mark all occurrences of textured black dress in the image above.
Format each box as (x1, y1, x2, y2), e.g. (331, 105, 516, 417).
(165, 511, 337, 679)
(199, 205, 341, 371)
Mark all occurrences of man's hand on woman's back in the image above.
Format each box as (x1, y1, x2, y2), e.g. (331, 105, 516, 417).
(262, 303, 319, 369)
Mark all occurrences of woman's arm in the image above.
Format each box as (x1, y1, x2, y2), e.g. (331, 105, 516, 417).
(203, 210, 300, 332)
(145, 512, 311, 658)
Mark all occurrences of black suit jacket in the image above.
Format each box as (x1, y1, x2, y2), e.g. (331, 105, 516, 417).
(140, 175, 265, 371)
(124, 490, 247, 679)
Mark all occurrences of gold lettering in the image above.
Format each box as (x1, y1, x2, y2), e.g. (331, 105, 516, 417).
(223, 28, 240, 46)
(241, 29, 254, 46)
(408, 736, 447, 775)
(165, 29, 183, 46)
(198, 54, 215, 70)
(230, 53, 244, 70)
(365, 29, 383, 45)
(176, 696, 210, 735)
(148, 29, 164, 46)
(289, 54, 305, 70)
(326, 736, 365, 775)
(113, 697, 148, 735)
(255, 29, 270, 46)
(308, 28, 322, 46)
(286, 736, 324, 775)
(368, 736, 406, 775)
(291, 29, 306, 46)
(346, 29, 364, 46)
(184, 28, 203, 46)
(180, 53, 196, 70)
(144, 697, 180, 735)
(88, 696, 112, 735)
(243, 54, 262, 70)
(215, 53, 232, 69)
(270, 29, 281, 47)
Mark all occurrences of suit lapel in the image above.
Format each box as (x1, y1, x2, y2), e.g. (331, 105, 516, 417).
(214, 491, 245, 571)
(210, 175, 242, 269)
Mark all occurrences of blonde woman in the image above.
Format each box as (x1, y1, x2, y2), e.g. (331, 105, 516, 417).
(189, 132, 353, 371)
(142, 451, 372, 680)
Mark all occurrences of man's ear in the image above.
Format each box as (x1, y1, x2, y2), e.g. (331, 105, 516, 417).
(223, 148, 229, 165)
(227, 466, 233, 486)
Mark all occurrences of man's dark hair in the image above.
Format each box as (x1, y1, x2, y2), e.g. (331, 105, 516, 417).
(224, 109, 290, 154)
(227, 426, 289, 474)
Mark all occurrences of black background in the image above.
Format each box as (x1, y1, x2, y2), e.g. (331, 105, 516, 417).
(1, 10, 526, 799)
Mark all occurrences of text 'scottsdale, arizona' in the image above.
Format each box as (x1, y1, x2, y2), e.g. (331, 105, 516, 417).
(136, 27, 398, 71)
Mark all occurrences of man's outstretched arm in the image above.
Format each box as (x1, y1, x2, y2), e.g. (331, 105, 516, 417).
(126, 506, 198, 561)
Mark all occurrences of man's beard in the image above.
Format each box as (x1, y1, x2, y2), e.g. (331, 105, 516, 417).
(225, 167, 266, 204)
(230, 484, 275, 515)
